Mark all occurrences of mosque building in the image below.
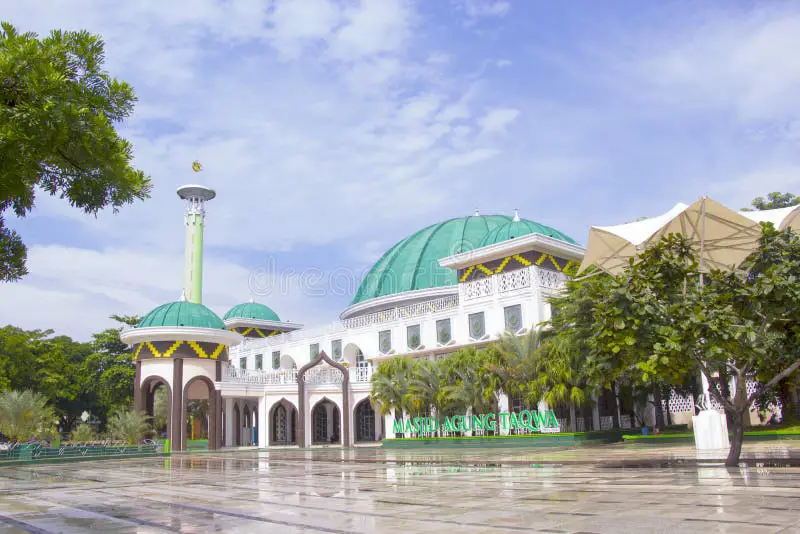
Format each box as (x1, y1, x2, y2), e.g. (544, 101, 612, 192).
(121, 184, 713, 450)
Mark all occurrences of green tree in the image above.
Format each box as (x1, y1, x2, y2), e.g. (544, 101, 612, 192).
(441, 348, 495, 423)
(69, 422, 95, 443)
(743, 192, 798, 211)
(370, 357, 413, 434)
(590, 231, 800, 465)
(406, 359, 448, 435)
(80, 315, 137, 422)
(108, 410, 151, 445)
(0, 22, 151, 281)
(0, 389, 55, 442)
(535, 336, 590, 432)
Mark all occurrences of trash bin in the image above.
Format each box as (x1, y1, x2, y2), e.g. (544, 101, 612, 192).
(641, 427, 650, 436)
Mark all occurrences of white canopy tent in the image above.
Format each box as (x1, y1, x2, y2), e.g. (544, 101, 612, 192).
(738, 204, 800, 231)
(579, 197, 765, 275)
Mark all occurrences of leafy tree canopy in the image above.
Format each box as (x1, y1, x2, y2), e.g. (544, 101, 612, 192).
(0, 22, 151, 281)
(743, 192, 798, 211)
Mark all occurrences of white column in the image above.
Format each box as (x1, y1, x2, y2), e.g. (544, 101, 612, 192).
(374, 404, 382, 441)
(258, 396, 268, 448)
(499, 393, 510, 435)
(592, 395, 600, 431)
(385, 408, 397, 439)
(224, 398, 233, 447)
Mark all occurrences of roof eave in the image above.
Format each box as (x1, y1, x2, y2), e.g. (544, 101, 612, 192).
(439, 234, 585, 270)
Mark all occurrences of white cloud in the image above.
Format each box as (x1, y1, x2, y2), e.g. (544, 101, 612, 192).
(624, 6, 800, 122)
(0, 244, 345, 340)
(709, 167, 800, 210)
(455, 0, 511, 21)
(439, 148, 499, 169)
(479, 107, 520, 134)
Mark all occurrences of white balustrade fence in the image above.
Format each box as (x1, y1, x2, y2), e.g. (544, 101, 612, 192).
(221, 364, 373, 386)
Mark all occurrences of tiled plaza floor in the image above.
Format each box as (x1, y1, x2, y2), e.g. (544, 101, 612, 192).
(0, 441, 799, 533)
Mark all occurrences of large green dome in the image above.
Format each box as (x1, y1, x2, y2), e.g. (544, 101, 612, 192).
(351, 214, 575, 305)
(223, 302, 280, 322)
(480, 218, 577, 247)
(138, 301, 225, 330)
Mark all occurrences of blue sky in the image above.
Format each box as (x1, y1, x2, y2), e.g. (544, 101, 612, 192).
(1, 0, 799, 339)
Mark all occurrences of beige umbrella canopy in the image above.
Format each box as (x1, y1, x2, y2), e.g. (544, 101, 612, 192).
(580, 197, 764, 275)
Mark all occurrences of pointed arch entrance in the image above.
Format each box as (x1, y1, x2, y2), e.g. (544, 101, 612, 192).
(269, 399, 298, 446)
(297, 351, 350, 447)
(354, 398, 377, 442)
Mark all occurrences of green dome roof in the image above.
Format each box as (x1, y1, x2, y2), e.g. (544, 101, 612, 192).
(480, 218, 577, 247)
(223, 302, 280, 322)
(138, 301, 225, 329)
(352, 214, 575, 305)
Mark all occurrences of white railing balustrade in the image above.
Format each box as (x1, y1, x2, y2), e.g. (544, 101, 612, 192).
(352, 366, 372, 383)
(497, 269, 531, 293)
(303, 365, 343, 385)
(535, 267, 566, 289)
(343, 294, 460, 329)
(463, 277, 493, 300)
(222, 366, 298, 385)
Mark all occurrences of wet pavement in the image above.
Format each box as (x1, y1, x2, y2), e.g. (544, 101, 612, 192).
(0, 441, 799, 533)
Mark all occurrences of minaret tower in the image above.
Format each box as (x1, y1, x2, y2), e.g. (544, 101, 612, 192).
(177, 183, 215, 303)
(124, 163, 241, 453)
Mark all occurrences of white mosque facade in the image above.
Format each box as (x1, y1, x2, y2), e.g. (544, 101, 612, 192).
(121, 185, 778, 451)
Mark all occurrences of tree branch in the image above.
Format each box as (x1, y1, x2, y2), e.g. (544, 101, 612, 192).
(749, 359, 800, 405)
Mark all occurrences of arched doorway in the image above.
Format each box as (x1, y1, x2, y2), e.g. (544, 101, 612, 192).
(270, 399, 297, 446)
(354, 399, 376, 442)
(182, 376, 217, 451)
(142, 377, 171, 442)
(311, 399, 341, 445)
(233, 403, 241, 446)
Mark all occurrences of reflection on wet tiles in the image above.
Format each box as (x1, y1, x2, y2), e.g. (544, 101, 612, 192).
(0, 442, 798, 533)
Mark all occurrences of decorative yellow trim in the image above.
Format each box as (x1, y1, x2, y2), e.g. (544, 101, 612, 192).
(535, 253, 547, 266)
(268, 330, 279, 337)
(134, 343, 144, 360)
(145, 340, 184, 358)
(494, 256, 512, 273)
(513, 254, 532, 267)
(459, 265, 475, 282)
(476, 264, 494, 276)
(241, 327, 253, 336)
(187, 340, 225, 360)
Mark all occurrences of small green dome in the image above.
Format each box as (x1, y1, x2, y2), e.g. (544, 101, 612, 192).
(223, 302, 280, 322)
(479, 218, 577, 247)
(352, 214, 577, 306)
(138, 301, 225, 329)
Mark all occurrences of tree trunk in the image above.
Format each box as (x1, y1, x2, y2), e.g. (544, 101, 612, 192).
(725, 409, 746, 467)
(569, 403, 576, 433)
(725, 376, 749, 467)
(612, 382, 621, 429)
(653, 384, 665, 430)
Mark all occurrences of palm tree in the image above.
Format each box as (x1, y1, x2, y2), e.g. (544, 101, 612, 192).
(108, 410, 151, 445)
(69, 423, 95, 443)
(370, 357, 413, 435)
(406, 359, 448, 436)
(536, 335, 589, 432)
(441, 349, 495, 433)
(0, 390, 55, 442)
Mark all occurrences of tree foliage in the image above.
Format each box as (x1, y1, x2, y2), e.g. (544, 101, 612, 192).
(742, 192, 798, 211)
(0, 315, 137, 433)
(572, 229, 800, 465)
(0, 22, 151, 281)
(108, 410, 151, 445)
(0, 389, 55, 442)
